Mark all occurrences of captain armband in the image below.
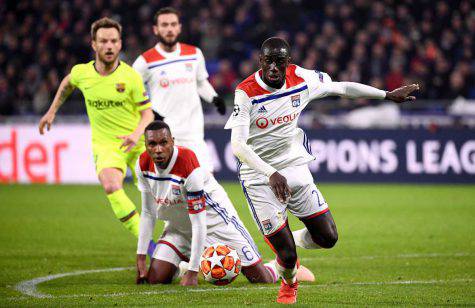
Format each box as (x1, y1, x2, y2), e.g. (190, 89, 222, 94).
(186, 190, 206, 214)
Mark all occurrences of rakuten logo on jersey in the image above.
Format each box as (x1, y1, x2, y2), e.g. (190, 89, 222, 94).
(87, 99, 125, 110)
(255, 112, 300, 129)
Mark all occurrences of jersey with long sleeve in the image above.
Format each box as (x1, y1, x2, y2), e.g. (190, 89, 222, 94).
(133, 43, 214, 141)
(136, 146, 207, 270)
(225, 64, 387, 183)
(135, 146, 233, 270)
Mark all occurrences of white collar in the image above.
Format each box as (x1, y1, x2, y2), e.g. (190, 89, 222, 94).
(154, 42, 181, 58)
(155, 146, 178, 175)
(254, 71, 286, 93)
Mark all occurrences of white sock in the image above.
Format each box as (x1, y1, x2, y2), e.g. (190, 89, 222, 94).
(275, 260, 297, 284)
(293, 228, 321, 249)
(263, 260, 279, 283)
(172, 261, 189, 281)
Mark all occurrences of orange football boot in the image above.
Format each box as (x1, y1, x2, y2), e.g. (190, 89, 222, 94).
(277, 280, 298, 304)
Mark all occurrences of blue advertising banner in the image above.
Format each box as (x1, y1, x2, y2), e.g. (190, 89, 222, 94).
(204, 128, 475, 183)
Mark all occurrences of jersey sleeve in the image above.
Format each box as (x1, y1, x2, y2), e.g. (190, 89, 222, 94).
(195, 48, 209, 82)
(69, 64, 82, 87)
(135, 159, 150, 192)
(296, 66, 333, 100)
(224, 90, 251, 129)
(184, 167, 206, 214)
(132, 56, 150, 83)
(137, 191, 157, 255)
(130, 70, 151, 111)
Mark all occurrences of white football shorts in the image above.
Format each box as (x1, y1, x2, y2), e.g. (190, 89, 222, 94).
(240, 164, 329, 236)
(153, 187, 262, 267)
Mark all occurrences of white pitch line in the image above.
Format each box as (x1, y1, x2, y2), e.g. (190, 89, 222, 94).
(11, 278, 473, 301)
(12, 252, 473, 300)
(299, 252, 472, 262)
(14, 267, 133, 298)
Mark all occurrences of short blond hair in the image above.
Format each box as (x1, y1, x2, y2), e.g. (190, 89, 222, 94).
(90, 17, 122, 40)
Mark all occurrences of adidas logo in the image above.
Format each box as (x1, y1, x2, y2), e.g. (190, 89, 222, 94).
(258, 105, 267, 113)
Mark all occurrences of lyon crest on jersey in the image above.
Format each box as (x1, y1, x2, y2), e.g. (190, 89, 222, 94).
(172, 185, 181, 195)
(291, 94, 300, 107)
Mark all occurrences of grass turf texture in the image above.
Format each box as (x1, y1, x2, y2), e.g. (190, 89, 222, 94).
(0, 183, 474, 306)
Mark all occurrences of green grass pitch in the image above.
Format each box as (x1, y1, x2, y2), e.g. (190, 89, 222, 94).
(0, 183, 474, 306)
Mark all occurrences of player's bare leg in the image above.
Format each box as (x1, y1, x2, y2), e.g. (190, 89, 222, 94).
(266, 224, 299, 304)
(99, 168, 140, 237)
(294, 211, 338, 249)
(242, 261, 314, 283)
(263, 237, 315, 283)
(242, 262, 276, 283)
(147, 259, 178, 284)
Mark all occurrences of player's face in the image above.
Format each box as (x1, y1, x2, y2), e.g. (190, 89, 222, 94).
(92, 28, 122, 65)
(153, 13, 181, 48)
(145, 129, 175, 168)
(259, 48, 290, 88)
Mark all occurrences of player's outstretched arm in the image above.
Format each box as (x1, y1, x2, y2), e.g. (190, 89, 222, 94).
(118, 108, 154, 152)
(39, 74, 75, 134)
(324, 81, 419, 103)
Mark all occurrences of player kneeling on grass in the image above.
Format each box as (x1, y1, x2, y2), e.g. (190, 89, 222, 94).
(135, 121, 314, 285)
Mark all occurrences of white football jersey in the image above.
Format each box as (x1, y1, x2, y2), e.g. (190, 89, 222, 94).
(136, 146, 229, 233)
(133, 43, 209, 140)
(224, 64, 332, 182)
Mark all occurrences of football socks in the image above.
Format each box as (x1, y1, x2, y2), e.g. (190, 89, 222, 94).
(107, 189, 140, 237)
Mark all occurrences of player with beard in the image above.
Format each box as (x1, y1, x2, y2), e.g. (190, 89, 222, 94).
(133, 7, 226, 173)
(225, 37, 419, 303)
(39, 18, 155, 244)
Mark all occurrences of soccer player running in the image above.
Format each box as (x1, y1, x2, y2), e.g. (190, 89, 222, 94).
(133, 7, 226, 173)
(135, 121, 314, 286)
(225, 37, 419, 304)
(39, 18, 154, 239)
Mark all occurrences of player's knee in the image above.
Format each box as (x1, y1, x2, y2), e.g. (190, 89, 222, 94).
(103, 182, 122, 194)
(242, 264, 275, 283)
(147, 275, 173, 285)
(319, 230, 338, 249)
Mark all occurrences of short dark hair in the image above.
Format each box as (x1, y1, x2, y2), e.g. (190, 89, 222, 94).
(90, 17, 122, 41)
(145, 120, 171, 133)
(261, 37, 291, 55)
(154, 7, 181, 24)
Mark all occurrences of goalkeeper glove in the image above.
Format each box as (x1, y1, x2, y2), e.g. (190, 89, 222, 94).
(212, 96, 226, 115)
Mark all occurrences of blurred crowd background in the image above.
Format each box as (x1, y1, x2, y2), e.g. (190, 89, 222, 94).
(0, 0, 474, 127)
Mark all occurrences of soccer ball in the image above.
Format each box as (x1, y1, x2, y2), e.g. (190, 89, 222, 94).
(199, 243, 241, 285)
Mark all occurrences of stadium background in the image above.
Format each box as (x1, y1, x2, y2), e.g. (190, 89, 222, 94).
(0, 0, 474, 306)
(1, 0, 474, 183)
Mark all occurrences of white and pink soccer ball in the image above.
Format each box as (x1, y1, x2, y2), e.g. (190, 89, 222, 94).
(199, 243, 241, 285)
